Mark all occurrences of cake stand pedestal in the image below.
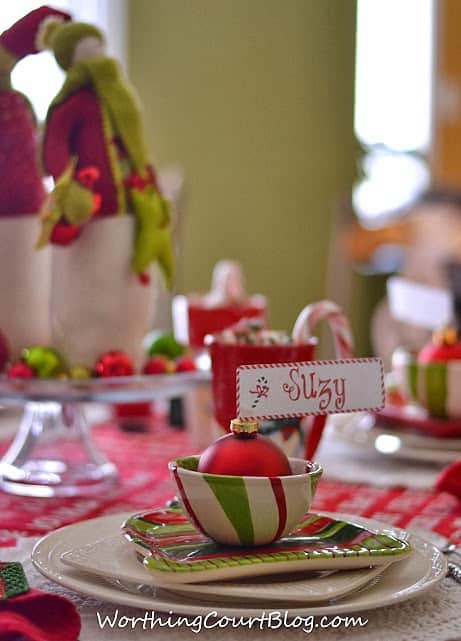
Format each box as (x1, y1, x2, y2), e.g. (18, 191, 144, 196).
(0, 372, 210, 497)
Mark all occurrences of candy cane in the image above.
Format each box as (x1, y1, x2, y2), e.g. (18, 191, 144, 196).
(208, 260, 245, 305)
(292, 300, 354, 358)
(292, 300, 354, 460)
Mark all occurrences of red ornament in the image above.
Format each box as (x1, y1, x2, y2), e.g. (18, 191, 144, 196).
(175, 356, 196, 373)
(418, 342, 461, 363)
(95, 351, 134, 377)
(50, 221, 81, 246)
(198, 419, 291, 477)
(418, 327, 461, 363)
(143, 355, 174, 375)
(6, 362, 35, 379)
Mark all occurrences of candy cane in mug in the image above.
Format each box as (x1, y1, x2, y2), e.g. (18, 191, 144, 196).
(292, 300, 354, 458)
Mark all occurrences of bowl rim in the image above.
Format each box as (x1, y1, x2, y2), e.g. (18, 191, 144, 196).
(168, 455, 322, 482)
(209, 337, 318, 349)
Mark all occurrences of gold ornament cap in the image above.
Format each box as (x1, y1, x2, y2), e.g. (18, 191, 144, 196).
(433, 325, 458, 346)
(230, 418, 259, 434)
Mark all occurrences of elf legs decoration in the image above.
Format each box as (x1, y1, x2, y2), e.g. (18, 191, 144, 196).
(49, 216, 157, 370)
(0, 217, 51, 358)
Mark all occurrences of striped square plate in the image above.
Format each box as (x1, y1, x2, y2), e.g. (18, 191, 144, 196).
(122, 507, 411, 584)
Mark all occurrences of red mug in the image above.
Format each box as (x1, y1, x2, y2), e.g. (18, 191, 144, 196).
(188, 304, 266, 348)
(210, 340, 327, 459)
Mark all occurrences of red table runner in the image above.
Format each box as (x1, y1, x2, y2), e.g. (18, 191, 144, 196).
(1, 416, 461, 547)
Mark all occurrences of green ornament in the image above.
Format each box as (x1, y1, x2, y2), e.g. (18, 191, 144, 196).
(22, 346, 64, 379)
(148, 333, 184, 359)
(69, 365, 92, 379)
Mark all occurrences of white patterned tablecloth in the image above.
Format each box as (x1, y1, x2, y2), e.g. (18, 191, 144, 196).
(3, 537, 460, 641)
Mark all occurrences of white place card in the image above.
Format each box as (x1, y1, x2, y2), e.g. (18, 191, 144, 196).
(387, 276, 453, 330)
(236, 358, 384, 419)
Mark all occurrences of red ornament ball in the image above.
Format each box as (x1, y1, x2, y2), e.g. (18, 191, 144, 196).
(418, 341, 461, 364)
(175, 356, 196, 373)
(95, 351, 134, 377)
(198, 424, 291, 477)
(418, 327, 461, 364)
(6, 362, 35, 379)
(143, 355, 174, 375)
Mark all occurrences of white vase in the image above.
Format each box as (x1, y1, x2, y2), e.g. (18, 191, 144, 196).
(50, 216, 158, 370)
(0, 216, 51, 358)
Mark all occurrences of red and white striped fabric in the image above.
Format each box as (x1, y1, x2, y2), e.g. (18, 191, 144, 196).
(1, 419, 461, 546)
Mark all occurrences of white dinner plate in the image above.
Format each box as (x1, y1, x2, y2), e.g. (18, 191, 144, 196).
(32, 512, 446, 617)
(60, 532, 390, 605)
(332, 413, 461, 464)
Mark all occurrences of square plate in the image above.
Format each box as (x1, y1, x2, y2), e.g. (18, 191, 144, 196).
(60, 533, 390, 604)
(122, 507, 411, 583)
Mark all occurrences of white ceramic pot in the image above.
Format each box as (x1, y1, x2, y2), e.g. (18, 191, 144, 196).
(0, 216, 51, 358)
(50, 216, 158, 370)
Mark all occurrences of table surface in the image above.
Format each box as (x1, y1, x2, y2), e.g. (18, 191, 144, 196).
(1, 408, 460, 640)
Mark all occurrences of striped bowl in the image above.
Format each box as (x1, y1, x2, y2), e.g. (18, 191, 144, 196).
(393, 347, 461, 418)
(168, 456, 322, 546)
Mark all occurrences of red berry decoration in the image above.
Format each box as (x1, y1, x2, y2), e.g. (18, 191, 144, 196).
(76, 166, 100, 189)
(198, 419, 292, 477)
(95, 351, 134, 377)
(6, 362, 35, 379)
(91, 193, 102, 216)
(143, 355, 174, 375)
(138, 272, 151, 286)
(50, 221, 81, 246)
(175, 356, 196, 373)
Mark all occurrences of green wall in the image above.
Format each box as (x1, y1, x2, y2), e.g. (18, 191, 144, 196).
(129, 0, 356, 331)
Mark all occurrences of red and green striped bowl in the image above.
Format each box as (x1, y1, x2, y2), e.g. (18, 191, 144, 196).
(168, 456, 322, 546)
(393, 348, 461, 419)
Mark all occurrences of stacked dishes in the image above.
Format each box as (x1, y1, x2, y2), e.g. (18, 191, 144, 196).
(32, 504, 445, 617)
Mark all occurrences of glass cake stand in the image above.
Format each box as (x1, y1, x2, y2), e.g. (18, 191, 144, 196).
(0, 371, 210, 498)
